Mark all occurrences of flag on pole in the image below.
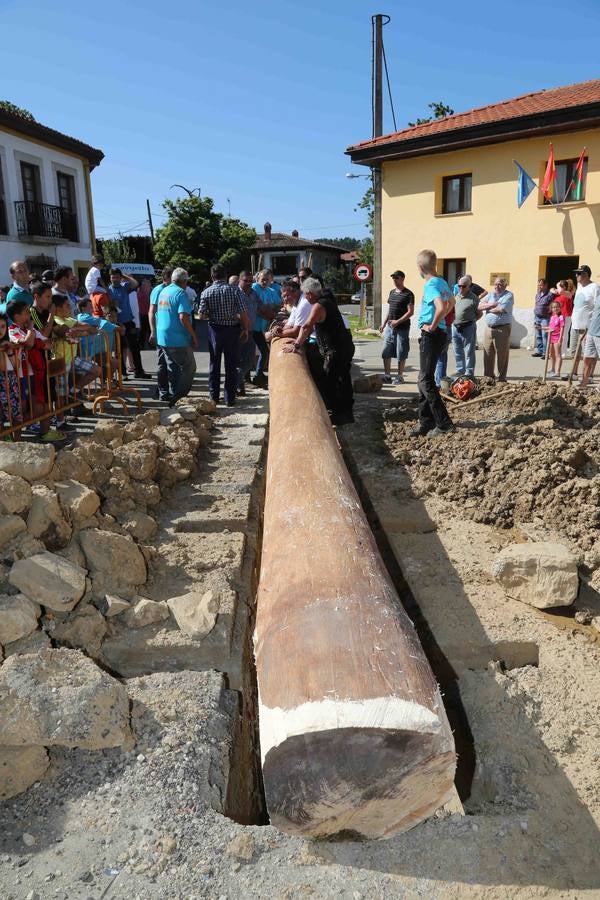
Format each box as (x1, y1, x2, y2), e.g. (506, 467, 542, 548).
(514, 161, 537, 208)
(541, 144, 556, 203)
(562, 147, 586, 202)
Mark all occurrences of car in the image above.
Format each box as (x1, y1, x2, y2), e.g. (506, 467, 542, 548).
(351, 292, 362, 303)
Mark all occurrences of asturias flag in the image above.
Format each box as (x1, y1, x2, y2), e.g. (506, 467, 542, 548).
(541, 144, 556, 202)
(514, 161, 536, 208)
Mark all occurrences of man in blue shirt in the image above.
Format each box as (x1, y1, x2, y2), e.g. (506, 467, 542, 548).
(412, 249, 455, 438)
(108, 268, 150, 379)
(3, 260, 33, 313)
(251, 269, 281, 387)
(148, 266, 173, 401)
(478, 276, 514, 381)
(155, 267, 198, 405)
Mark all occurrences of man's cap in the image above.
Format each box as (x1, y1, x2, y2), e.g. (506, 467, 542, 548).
(390, 270, 405, 278)
(574, 265, 591, 276)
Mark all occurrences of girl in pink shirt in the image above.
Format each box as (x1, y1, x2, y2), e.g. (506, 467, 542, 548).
(544, 300, 565, 377)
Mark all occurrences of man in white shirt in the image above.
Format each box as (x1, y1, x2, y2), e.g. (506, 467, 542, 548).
(568, 265, 599, 379)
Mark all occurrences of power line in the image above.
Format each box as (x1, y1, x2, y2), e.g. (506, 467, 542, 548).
(382, 40, 397, 132)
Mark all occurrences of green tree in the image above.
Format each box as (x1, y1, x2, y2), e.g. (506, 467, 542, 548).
(408, 101, 454, 128)
(97, 235, 136, 265)
(0, 101, 35, 121)
(314, 237, 362, 251)
(153, 195, 255, 283)
(322, 265, 353, 294)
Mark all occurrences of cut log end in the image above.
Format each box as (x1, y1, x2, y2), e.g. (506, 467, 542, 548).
(263, 727, 456, 840)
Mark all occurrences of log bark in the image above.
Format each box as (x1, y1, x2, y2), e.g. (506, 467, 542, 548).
(254, 339, 456, 839)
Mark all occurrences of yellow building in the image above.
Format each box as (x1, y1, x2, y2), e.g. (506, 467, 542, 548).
(347, 79, 600, 344)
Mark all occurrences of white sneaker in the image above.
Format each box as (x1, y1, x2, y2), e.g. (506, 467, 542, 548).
(392, 375, 404, 385)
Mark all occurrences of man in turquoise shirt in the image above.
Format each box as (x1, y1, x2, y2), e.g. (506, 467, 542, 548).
(251, 269, 281, 386)
(3, 260, 33, 313)
(155, 267, 198, 405)
(412, 249, 455, 438)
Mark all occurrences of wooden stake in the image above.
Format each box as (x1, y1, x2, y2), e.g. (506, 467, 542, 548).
(451, 386, 519, 411)
(255, 338, 456, 839)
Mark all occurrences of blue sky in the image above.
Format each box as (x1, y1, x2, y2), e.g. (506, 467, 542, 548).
(3, 0, 600, 242)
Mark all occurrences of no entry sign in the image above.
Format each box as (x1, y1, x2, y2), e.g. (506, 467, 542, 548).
(353, 263, 372, 282)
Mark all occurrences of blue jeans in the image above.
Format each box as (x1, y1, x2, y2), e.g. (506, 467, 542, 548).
(534, 315, 549, 355)
(452, 321, 477, 376)
(208, 324, 241, 404)
(252, 330, 269, 377)
(434, 329, 451, 386)
(160, 345, 197, 401)
(238, 334, 255, 388)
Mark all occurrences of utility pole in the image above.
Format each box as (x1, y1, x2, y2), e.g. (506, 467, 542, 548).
(371, 13, 388, 328)
(146, 198, 155, 246)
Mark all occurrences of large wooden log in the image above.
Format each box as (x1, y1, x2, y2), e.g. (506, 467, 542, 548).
(254, 339, 456, 839)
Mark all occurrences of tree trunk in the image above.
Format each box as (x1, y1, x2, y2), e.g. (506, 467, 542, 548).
(254, 339, 456, 839)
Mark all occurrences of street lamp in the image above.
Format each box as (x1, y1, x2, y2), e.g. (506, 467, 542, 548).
(169, 184, 201, 198)
(345, 172, 371, 179)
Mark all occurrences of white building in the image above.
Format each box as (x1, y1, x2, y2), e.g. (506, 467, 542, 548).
(250, 223, 345, 282)
(0, 106, 103, 286)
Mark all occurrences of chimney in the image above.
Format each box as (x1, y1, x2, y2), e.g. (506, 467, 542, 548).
(292, 229, 299, 238)
(264, 222, 272, 240)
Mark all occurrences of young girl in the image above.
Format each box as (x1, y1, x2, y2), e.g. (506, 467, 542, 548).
(0, 313, 22, 439)
(544, 300, 565, 377)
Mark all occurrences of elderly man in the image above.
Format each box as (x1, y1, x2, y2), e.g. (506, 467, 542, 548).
(532, 277, 554, 358)
(154, 267, 198, 405)
(4, 260, 33, 311)
(479, 277, 514, 381)
(237, 270, 260, 394)
(452, 275, 482, 377)
(284, 276, 355, 426)
(199, 263, 250, 406)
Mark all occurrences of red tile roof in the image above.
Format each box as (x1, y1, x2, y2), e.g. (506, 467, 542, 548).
(0, 106, 104, 168)
(347, 79, 600, 154)
(250, 231, 345, 252)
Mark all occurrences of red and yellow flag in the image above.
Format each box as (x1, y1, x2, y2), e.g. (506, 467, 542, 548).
(541, 144, 556, 202)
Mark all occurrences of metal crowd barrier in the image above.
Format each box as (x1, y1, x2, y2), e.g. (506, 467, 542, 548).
(0, 327, 142, 441)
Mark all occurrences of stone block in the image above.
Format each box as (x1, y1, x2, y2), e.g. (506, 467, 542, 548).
(0, 594, 41, 644)
(353, 373, 384, 393)
(167, 590, 219, 640)
(56, 479, 100, 523)
(79, 528, 146, 587)
(52, 605, 107, 656)
(123, 597, 170, 628)
(9, 551, 87, 612)
(492, 542, 578, 609)
(0, 746, 49, 800)
(0, 648, 131, 749)
(26, 485, 72, 549)
(0, 514, 26, 548)
(0, 471, 32, 515)
(0, 442, 55, 481)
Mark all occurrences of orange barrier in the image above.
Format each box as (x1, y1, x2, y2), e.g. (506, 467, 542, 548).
(0, 328, 142, 440)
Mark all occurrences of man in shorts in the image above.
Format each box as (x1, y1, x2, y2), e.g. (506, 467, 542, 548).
(379, 270, 414, 384)
(580, 281, 600, 388)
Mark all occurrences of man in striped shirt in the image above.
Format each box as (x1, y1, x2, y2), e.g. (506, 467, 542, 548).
(199, 263, 250, 406)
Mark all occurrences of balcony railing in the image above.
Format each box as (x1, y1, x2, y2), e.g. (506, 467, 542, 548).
(14, 200, 78, 242)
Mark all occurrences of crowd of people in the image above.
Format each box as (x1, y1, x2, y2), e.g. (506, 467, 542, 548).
(378, 256, 600, 437)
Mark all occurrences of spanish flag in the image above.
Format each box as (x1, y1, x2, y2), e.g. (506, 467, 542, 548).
(541, 144, 556, 202)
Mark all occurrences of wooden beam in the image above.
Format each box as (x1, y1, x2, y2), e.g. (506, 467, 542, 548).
(254, 338, 456, 839)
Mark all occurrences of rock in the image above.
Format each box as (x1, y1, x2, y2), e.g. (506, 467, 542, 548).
(591, 616, 600, 634)
(0, 443, 55, 481)
(151, 425, 170, 446)
(0, 746, 49, 800)
(52, 605, 107, 656)
(0, 594, 41, 644)
(113, 440, 158, 481)
(9, 552, 87, 612)
(131, 481, 161, 508)
(120, 511, 157, 541)
(56, 480, 100, 523)
(0, 514, 26, 548)
(353, 373, 384, 393)
(226, 832, 255, 861)
(0, 471, 32, 515)
(574, 608, 594, 625)
(102, 497, 136, 518)
(194, 398, 217, 415)
(492, 542, 578, 609)
(160, 409, 184, 427)
(26, 485, 72, 550)
(124, 597, 170, 628)
(157, 456, 191, 487)
(93, 420, 124, 446)
(2, 533, 45, 561)
(54, 450, 92, 485)
(164, 430, 200, 455)
(102, 594, 131, 617)
(176, 404, 198, 421)
(0, 648, 131, 749)
(167, 590, 219, 640)
(57, 537, 86, 570)
(97, 466, 133, 500)
(4, 629, 51, 658)
(77, 440, 113, 469)
(79, 529, 146, 587)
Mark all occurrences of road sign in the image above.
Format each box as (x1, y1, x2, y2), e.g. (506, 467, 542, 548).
(353, 263, 372, 282)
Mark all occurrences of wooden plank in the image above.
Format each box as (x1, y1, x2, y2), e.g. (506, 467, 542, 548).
(254, 338, 456, 839)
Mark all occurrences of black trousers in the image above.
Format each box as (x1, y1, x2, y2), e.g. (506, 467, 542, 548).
(320, 344, 355, 421)
(417, 329, 454, 430)
(121, 320, 144, 376)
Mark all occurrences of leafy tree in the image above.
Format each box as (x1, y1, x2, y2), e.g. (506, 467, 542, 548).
(0, 101, 35, 121)
(408, 101, 454, 128)
(96, 235, 136, 265)
(314, 236, 362, 251)
(322, 265, 353, 294)
(153, 195, 255, 282)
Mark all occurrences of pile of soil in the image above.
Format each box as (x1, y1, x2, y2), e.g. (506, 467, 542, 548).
(384, 382, 600, 571)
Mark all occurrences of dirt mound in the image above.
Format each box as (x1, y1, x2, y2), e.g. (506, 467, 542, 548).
(384, 382, 600, 569)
